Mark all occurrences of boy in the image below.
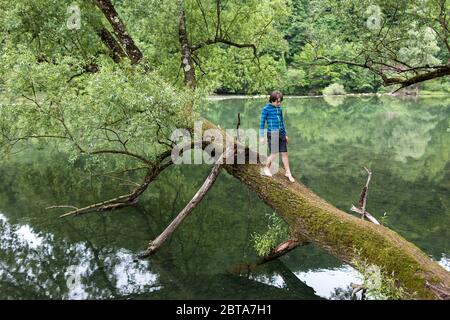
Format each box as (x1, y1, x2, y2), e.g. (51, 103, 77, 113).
(259, 91, 295, 182)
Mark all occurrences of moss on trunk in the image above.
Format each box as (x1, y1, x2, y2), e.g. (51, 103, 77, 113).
(201, 119, 450, 299)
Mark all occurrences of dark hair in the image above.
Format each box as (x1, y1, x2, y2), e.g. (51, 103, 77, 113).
(269, 91, 283, 103)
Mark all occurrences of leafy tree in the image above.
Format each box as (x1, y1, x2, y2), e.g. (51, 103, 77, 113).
(118, 0, 290, 93)
(302, 0, 450, 90)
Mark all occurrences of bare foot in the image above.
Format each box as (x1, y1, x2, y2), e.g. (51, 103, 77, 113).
(285, 173, 295, 182)
(261, 166, 273, 177)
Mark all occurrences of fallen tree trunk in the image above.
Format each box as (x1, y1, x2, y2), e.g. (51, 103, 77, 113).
(202, 119, 450, 300)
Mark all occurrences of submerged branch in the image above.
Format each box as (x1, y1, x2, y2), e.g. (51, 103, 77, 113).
(231, 238, 308, 274)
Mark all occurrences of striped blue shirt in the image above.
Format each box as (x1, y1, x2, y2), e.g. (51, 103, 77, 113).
(259, 103, 287, 137)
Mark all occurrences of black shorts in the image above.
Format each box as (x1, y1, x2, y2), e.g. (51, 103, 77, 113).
(267, 132, 287, 154)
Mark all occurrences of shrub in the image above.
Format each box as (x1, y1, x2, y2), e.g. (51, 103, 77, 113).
(323, 83, 346, 95)
(251, 212, 288, 257)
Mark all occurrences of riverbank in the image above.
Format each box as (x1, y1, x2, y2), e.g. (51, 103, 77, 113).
(208, 92, 450, 100)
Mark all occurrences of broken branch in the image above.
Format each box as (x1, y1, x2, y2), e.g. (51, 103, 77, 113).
(140, 147, 234, 258)
(359, 166, 372, 220)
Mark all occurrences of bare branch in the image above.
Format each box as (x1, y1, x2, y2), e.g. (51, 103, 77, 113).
(156, 121, 176, 148)
(191, 53, 207, 76)
(350, 205, 380, 225)
(393, 65, 450, 88)
(194, 0, 210, 36)
(222, 6, 244, 39)
(350, 167, 380, 225)
(359, 166, 372, 219)
(46, 205, 79, 210)
(57, 150, 173, 218)
(90, 149, 152, 165)
(191, 37, 257, 57)
(101, 126, 128, 152)
(215, 0, 221, 39)
(139, 147, 234, 258)
(316, 56, 450, 88)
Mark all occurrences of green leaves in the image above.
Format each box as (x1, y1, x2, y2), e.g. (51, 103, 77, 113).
(119, 0, 290, 93)
(251, 212, 288, 257)
(0, 49, 201, 168)
(298, 0, 449, 88)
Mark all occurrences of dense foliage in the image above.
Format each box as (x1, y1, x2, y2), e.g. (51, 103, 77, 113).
(0, 0, 205, 170)
(1, 0, 448, 98)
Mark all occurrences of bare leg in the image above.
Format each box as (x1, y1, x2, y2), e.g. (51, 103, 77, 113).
(266, 153, 276, 169)
(263, 153, 277, 176)
(281, 152, 295, 182)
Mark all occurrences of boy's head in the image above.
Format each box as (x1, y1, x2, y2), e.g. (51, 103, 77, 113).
(269, 91, 283, 105)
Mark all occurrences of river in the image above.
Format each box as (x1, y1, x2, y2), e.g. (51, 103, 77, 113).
(0, 95, 449, 299)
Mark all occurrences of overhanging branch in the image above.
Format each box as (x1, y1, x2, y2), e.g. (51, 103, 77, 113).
(54, 150, 173, 218)
(316, 56, 450, 89)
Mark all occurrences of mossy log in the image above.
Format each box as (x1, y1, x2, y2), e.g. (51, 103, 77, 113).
(202, 119, 450, 299)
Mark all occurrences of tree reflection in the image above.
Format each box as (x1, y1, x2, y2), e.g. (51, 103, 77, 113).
(0, 214, 161, 299)
(1, 96, 448, 299)
(207, 96, 450, 257)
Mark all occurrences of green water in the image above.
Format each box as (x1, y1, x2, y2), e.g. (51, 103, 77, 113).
(0, 96, 449, 299)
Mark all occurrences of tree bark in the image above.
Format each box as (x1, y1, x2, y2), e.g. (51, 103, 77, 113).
(178, 0, 197, 89)
(392, 65, 450, 89)
(94, 0, 143, 64)
(97, 27, 127, 63)
(201, 119, 450, 300)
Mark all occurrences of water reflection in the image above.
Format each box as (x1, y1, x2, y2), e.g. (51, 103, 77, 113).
(0, 213, 161, 299)
(0, 96, 449, 299)
(294, 265, 359, 299)
(1, 211, 324, 299)
(323, 95, 346, 107)
(207, 96, 450, 257)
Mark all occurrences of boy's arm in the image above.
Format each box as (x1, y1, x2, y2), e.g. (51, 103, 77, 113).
(281, 108, 287, 135)
(259, 107, 268, 137)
